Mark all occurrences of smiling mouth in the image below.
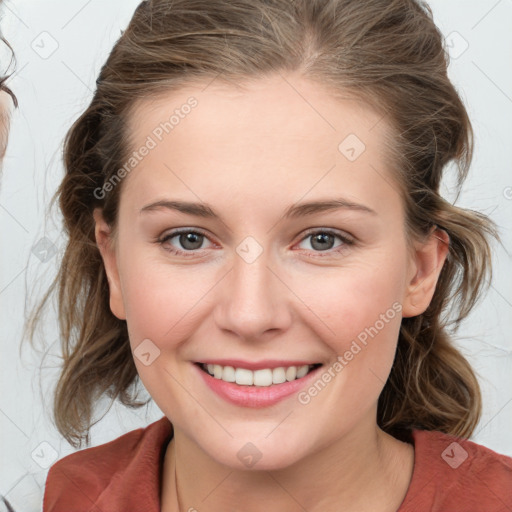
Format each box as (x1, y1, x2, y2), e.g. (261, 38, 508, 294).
(196, 362, 323, 386)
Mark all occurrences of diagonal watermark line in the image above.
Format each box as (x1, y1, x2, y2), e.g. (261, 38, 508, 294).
(491, 284, 512, 309)
(163, 268, 233, 337)
(369, 112, 387, 132)
(368, 163, 400, 196)
(29, 473, 42, 490)
(2, 471, 30, 504)
(475, 394, 512, 438)
(48, 467, 105, 512)
(485, 204, 499, 219)
(61, 60, 93, 93)
(478, 476, 512, 511)
(200, 470, 234, 503)
(265, 411, 293, 438)
(279, 73, 337, 132)
(473, 337, 512, 356)
(0, 407, 29, 438)
(0, 264, 28, 296)
(266, 164, 337, 235)
(161, 366, 233, 438)
(400, 471, 438, 509)
(0, 203, 29, 233)
(2, 2, 29, 29)
(61, 0, 94, 29)
(368, 367, 386, 385)
(265, 265, 336, 337)
(163, 163, 233, 235)
(201, 71, 223, 93)
(471, 0, 503, 30)
(4, 62, 29, 87)
(265, 472, 308, 512)
(472, 61, 512, 105)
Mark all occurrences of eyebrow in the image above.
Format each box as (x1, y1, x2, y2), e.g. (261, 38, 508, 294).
(140, 198, 376, 221)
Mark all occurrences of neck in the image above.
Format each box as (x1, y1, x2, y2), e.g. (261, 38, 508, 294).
(161, 418, 414, 512)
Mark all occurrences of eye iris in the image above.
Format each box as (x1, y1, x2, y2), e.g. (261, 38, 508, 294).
(172, 232, 339, 252)
(311, 233, 334, 251)
(180, 232, 203, 250)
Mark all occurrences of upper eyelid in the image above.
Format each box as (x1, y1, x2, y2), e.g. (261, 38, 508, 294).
(300, 227, 354, 241)
(160, 227, 212, 239)
(159, 227, 215, 247)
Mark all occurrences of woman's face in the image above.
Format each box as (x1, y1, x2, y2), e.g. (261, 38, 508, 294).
(95, 73, 446, 470)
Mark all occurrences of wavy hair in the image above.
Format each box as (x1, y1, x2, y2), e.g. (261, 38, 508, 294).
(26, 0, 497, 448)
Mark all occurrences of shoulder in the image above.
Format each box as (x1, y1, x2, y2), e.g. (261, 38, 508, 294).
(43, 415, 173, 512)
(399, 429, 512, 512)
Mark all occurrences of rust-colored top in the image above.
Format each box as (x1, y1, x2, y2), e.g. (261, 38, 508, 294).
(43, 416, 512, 511)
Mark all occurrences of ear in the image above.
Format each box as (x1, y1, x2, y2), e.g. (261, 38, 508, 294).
(402, 227, 450, 318)
(93, 208, 126, 320)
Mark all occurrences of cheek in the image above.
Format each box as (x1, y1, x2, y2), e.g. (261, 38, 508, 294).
(117, 246, 223, 354)
(292, 257, 406, 342)
(290, 255, 407, 394)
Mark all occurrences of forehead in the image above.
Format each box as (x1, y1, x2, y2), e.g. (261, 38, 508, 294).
(128, 74, 388, 147)
(122, 73, 401, 212)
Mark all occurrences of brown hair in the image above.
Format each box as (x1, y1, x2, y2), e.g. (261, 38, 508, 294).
(26, 0, 497, 448)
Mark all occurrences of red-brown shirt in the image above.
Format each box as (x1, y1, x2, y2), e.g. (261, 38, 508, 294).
(43, 416, 512, 511)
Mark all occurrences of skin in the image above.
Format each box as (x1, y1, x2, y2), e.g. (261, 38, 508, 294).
(94, 73, 449, 511)
(0, 89, 12, 167)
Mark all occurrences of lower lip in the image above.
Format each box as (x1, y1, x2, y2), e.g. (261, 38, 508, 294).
(194, 364, 323, 408)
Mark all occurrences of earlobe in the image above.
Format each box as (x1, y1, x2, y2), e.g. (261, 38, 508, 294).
(93, 208, 126, 320)
(402, 227, 450, 318)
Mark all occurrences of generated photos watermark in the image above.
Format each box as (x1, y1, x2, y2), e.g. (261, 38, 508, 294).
(93, 96, 198, 200)
(298, 301, 403, 405)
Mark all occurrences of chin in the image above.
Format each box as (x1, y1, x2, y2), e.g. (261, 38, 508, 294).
(199, 431, 312, 472)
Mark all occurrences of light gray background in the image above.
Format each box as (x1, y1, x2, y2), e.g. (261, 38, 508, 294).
(1, 1, 511, 510)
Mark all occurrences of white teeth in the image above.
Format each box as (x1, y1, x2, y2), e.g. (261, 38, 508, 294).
(272, 367, 286, 384)
(296, 365, 309, 378)
(222, 366, 236, 383)
(235, 368, 253, 385)
(285, 366, 297, 381)
(253, 369, 273, 387)
(213, 364, 223, 379)
(203, 363, 317, 386)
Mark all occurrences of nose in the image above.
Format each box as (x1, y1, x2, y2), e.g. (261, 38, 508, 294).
(214, 245, 292, 342)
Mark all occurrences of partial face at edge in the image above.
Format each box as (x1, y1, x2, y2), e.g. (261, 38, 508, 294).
(94, 73, 448, 469)
(0, 90, 13, 165)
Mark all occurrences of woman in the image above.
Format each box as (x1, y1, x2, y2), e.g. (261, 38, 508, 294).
(32, 0, 512, 510)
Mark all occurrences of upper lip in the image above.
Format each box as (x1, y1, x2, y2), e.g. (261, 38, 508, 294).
(196, 359, 322, 371)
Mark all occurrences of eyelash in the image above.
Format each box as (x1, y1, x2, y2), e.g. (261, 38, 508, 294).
(156, 227, 355, 259)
